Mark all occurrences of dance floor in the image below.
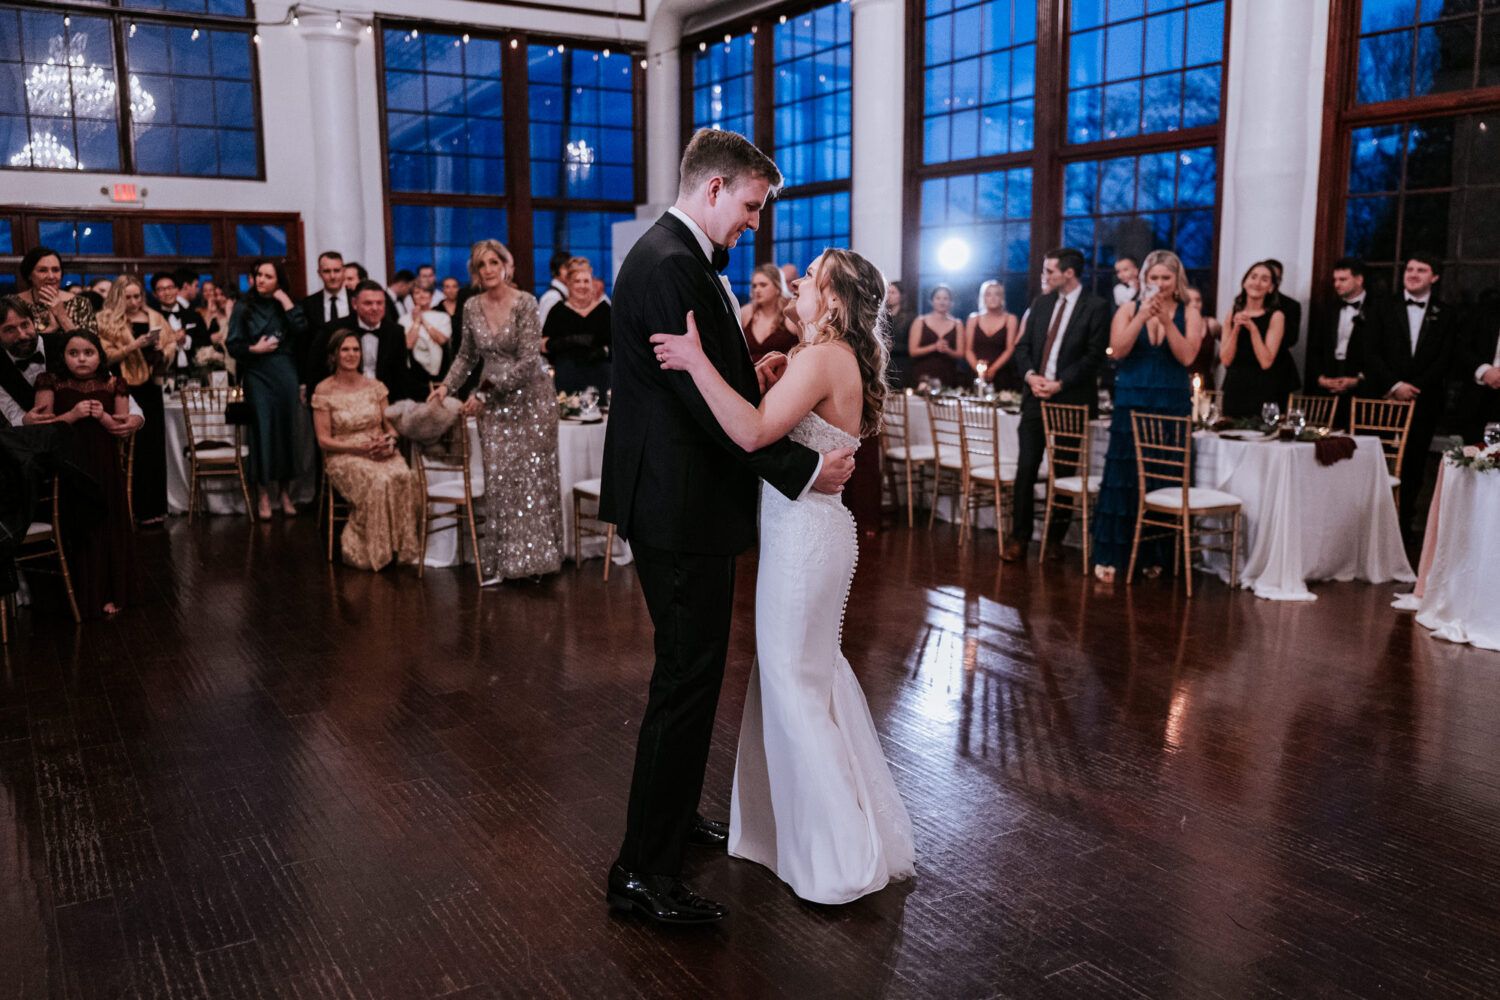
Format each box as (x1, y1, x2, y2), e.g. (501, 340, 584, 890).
(3, 516, 1499, 999)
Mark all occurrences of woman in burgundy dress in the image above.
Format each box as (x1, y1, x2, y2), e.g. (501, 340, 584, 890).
(965, 279, 1022, 391)
(24, 330, 142, 617)
(740, 263, 801, 364)
(907, 284, 962, 387)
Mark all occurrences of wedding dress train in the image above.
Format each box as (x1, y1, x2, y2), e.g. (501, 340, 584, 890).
(729, 411, 915, 904)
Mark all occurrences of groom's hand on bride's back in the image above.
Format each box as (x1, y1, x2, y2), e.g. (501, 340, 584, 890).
(812, 446, 856, 494)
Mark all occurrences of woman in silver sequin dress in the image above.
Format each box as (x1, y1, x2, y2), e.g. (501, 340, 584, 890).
(429, 240, 563, 584)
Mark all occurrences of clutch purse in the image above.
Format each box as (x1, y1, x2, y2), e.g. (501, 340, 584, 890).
(224, 400, 252, 424)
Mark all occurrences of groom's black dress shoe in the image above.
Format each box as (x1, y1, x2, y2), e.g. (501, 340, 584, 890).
(606, 864, 727, 925)
(688, 814, 730, 849)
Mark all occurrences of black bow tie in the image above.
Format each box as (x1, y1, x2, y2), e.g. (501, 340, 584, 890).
(711, 247, 730, 274)
(1341, 301, 1359, 310)
(1406, 298, 1427, 309)
(16, 353, 45, 371)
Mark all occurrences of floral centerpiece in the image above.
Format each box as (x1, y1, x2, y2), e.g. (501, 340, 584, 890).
(1446, 441, 1500, 472)
(191, 345, 228, 384)
(557, 391, 582, 419)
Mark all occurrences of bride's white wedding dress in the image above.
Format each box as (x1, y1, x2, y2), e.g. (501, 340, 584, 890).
(729, 410, 915, 904)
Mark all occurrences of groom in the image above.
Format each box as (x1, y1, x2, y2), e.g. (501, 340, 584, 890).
(600, 129, 856, 925)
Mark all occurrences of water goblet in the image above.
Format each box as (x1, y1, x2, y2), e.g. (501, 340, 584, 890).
(1287, 407, 1306, 433)
(1485, 422, 1500, 447)
(1261, 401, 1281, 430)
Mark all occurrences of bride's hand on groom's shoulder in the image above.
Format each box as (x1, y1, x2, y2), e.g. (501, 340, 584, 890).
(650, 311, 707, 374)
(755, 352, 788, 393)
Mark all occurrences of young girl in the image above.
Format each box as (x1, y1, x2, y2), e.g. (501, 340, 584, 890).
(24, 331, 142, 617)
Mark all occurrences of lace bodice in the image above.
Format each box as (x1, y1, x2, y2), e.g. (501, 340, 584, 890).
(789, 410, 859, 454)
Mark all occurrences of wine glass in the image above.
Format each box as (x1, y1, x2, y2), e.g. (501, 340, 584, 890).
(1261, 401, 1281, 429)
(1485, 422, 1500, 447)
(1287, 406, 1306, 433)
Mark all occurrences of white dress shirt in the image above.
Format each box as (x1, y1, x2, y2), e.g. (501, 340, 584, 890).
(1112, 282, 1138, 308)
(1040, 285, 1082, 381)
(663, 206, 821, 497)
(1404, 292, 1429, 354)
(537, 279, 568, 327)
(358, 324, 381, 382)
(1335, 292, 1365, 361)
(1477, 329, 1500, 385)
(322, 288, 348, 324)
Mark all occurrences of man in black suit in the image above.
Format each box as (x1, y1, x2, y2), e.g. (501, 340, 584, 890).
(151, 271, 208, 370)
(297, 250, 351, 390)
(0, 297, 63, 427)
(1360, 252, 1456, 538)
(1002, 248, 1111, 563)
(599, 129, 854, 926)
(307, 281, 415, 401)
(1304, 256, 1377, 429)
(1457, 301, 1500, 445)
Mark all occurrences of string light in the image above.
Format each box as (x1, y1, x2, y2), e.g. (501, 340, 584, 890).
(698, 41, 706, 51)
(129, 22, 136, 36)
(191, 28, 200, 40)
(335, 13, 342, 29)
(557, 42, 565, 52)
(510, 38, 518, 48)
(640, 58, 647, 68)
(365, 24, 372, 34)
(463, 33, 470, 43)
(291, 13, 298, 26)
(253, 32, 260, 44)
(602, 47, 610, 58)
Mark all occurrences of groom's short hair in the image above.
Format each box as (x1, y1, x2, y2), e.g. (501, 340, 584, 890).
(679, 128, 783, 197)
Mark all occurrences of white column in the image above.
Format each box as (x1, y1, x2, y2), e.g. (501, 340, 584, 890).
(300, 15, 366, 264)
(849, 0, 905, 278)
(1218, 0, 1332, 353)
(645, 5, 685, 212)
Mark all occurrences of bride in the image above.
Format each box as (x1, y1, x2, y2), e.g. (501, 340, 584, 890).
(651, 247, 914, 905)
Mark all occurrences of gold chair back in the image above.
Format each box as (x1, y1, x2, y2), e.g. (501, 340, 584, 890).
(415, 416, 484, 585)
(1040, 402, 1093, 567)
(1288, 392, 1337, 430)
(1350, 397, 1414, 483)
(959, 399, 1004, 485)
(926, 397, 967, 470)
(15, 476, 81, 623)
(179, 386, 254, 519)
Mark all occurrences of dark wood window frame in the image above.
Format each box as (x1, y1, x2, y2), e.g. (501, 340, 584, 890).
(679, 0, 855, 269)
(902, 0, 1229, 303)
(1313, 0, 1500, 303)
(0, 205, 306, 296)
(1, 0, 267, 180)
(375, 17, 646, 294)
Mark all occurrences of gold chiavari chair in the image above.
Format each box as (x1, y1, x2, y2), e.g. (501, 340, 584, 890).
(924, 397, 968, 529)
(879, 391, 935, 526)
(180, 386, 255, 520)
(1128, 412, 1242, 597)
(1039, 402, 1100, 570)
(14, 475, 81, 625)
(320, 459, 353, 562)
(116, 430, 137, 526)
(1350, 397, 1414, 509)
(415, 416, 484, 586)
(958, 399, 1012, 549)
(571, 478, 617, 580)
(1287, 392, 1337, 430)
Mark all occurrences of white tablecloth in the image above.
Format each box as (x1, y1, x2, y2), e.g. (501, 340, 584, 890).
(1193, 432, 1413, 601)
(421, 416, 627, 569)
(1399, 460, 1500, 650)
(163, 395, 316, 515)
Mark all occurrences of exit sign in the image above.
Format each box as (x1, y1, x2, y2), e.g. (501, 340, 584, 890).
(111, 183, 137, 202)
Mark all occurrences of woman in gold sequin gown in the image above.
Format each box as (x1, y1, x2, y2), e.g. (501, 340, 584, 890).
(311, 331, 423, 571)
(430, 240, 562, 583)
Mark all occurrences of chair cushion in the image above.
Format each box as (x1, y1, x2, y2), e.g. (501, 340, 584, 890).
(969, 463, 1017, 483)
(573, 477, 603, 497)
(195, 445, 247, 462)
(885, 444, 936, 463)
(426, 479, 483, 501)
(1388, 474, 1401, 488)
(25, 521, 50, 542)
(938, 453, 966, 470)
(1053, 474, 1102, 494)
(1144, 486, 1242, 511)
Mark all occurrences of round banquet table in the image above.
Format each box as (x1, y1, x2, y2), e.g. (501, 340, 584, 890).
(1193, 431, 1414, 601)
(163, 394, 317, 515)
(1391, 457, 1500, 650)
(421, 415, 629, 569)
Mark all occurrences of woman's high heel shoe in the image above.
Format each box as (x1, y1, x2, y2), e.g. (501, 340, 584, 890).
(1093, 564, 1116, 583)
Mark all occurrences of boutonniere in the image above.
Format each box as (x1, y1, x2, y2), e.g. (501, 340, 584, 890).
(1427, 302, 1441, 321)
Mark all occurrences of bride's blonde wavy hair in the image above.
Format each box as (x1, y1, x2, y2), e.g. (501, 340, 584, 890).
(790, 248, 891, 437)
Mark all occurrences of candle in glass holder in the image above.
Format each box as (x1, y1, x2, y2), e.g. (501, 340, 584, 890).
(1191, 373, 1204, 424)
(973, 360, 989, 397)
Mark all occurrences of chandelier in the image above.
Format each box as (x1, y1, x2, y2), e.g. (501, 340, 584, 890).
(565, 139, 596, 165)
(12, 32, 158, 170)
(9, 131, 80, 170)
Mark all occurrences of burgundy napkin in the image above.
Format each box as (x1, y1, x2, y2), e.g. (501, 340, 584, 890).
(1313, 435, 1357, 466)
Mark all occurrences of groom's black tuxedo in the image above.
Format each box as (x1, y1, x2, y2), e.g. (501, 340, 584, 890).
(602, 211, 819, 879)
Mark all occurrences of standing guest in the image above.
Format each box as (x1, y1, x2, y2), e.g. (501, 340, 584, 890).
(537, 250, 573, 326)
(151, 272, 208, 375)
(97, 275, 178, 525)
(1263, 258, 1303, 397)
(0, 296, 66, 426)
(200, 278, 234, 347)
(1113, 256, 1141, 307)
(401, 283, 452, 385)
(1004, 249, 1111, 563)
(388, 270, 415, 322)
(429, 240, 562, 584)
(23, 330, 141, 616)
(1459, 301, 1500, 444)
(907, 284, 963, 387)
(738, 263, 800, 365)
(17, 246, 97, 337)
(1362, 252, 1456, 538)
(309, 281, 415, 403)
(1304, 257, 1374, 428)
(416, 264, 440, 303)
(173, 267, 203, 311)
(298, 250, 351, 388)
(542, 256, 612, 393)
(342, 261, 368, 294)
(885, 280, 914, 388)
(88, 277, 113, 301)
(227, 260, 307, 520)
(311, 330, 423, 571)
(1220, 261, 1289, 418)
(965, 279, 1022, 392)
(1185, 288, 1221, 385)
(1092, 250, 1203, 583)
(779, 262, 800, 290)
(438, 277, 462, 320)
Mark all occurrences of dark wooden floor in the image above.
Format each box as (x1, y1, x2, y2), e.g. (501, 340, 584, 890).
(3, 513, 1499, 999)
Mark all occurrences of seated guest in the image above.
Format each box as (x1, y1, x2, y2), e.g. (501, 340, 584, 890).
(17, 246, 97, 338)
(309, 280, 416, 403)
(738, 263, 800, 365)
(97, 275, 179, 525)
(388, 269, 415, 322)
(23, 330, 141, 616)
(150, 271, 207, 372)
(88, 276, 113, 302)
(542, 256, 612, 393)
(537, 249, 572, 326)
(1304, 257, 1375, 429)
(1361, 252, 1456, 538)
(908, 284, 963, 387)
(400, 283, 452, 384)
(1220, 261, 1289, 418)
(965, 279, 1022, 392)
(311, 330, 423, 571)
(1, 295, 65, 426)
(1460, 298, 1500, 444)
(1112, 255, 1140, 307)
